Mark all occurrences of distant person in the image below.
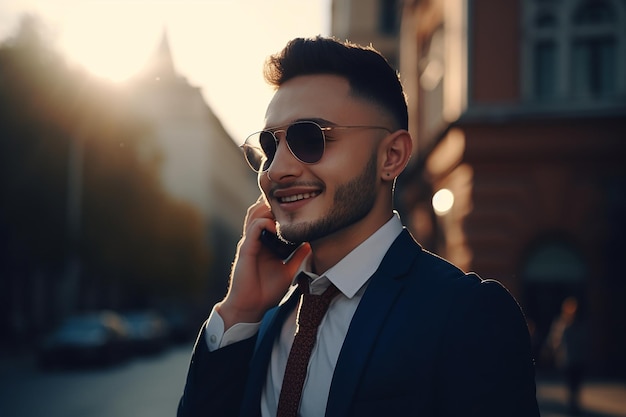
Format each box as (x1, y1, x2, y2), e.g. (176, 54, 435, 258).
(548, 296, 588, 415)
(177, 36, 540, 416)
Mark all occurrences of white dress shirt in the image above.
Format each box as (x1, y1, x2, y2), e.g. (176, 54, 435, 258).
(205, 213, 403, 416)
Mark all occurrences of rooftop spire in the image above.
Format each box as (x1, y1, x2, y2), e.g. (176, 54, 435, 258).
(143, 28, 177, 80)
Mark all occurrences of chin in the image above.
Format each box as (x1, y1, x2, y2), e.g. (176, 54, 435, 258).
(276, 220, 316, 244)
(276, 224, 302, 244)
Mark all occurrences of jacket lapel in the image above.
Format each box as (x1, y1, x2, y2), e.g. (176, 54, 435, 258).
(238, 287, 300, 417)
(325, 230, 420, 417)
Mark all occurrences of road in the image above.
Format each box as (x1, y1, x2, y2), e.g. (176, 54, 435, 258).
(2, 345, 626, 417)
(537, 375, 626, 417)
(0, 344, 192, 417)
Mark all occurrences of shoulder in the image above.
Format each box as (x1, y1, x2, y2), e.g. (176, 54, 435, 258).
(395, 233, 521, 313)
(384, 229, 521, 312)
(384, 229, 467, 281)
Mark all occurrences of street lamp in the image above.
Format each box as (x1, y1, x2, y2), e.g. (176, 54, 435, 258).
(432, 188, 454, 216)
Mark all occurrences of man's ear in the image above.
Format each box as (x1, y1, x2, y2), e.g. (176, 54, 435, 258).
(380, 130, 412, 181)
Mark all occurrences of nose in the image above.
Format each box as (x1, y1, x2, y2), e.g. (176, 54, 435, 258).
(265, 135, 302, 182)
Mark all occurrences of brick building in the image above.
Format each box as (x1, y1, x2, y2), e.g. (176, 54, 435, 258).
(331, 0, 626, 376)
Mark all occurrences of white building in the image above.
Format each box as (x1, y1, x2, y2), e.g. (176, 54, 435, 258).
(127, 32, 258, 290)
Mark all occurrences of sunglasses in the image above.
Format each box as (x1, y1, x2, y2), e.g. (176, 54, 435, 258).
(241, 120, 391, 173)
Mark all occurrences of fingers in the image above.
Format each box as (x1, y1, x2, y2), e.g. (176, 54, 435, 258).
(244, 195, 275, 235)
(246, 195, 270, 220)
(220, 195, 304, 328)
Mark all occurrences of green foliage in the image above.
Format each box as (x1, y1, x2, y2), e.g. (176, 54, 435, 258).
(0, 15, 209, 308)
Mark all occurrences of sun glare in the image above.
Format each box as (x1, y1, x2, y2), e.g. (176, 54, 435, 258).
(58, 3, 164, 82)
(8, 0, 330, 140)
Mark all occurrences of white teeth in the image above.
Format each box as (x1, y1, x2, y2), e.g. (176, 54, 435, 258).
(280, 192, 317, 203)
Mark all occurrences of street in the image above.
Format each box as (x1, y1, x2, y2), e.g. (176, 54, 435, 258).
(0, 344, 192, 417)
(537, 374, 626, 417)
(2, 345, 626, 417)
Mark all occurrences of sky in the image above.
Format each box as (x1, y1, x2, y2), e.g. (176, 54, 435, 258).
(0, 0, 331, 143)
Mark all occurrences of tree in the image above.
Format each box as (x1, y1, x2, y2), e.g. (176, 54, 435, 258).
(0, 16, 210, 340)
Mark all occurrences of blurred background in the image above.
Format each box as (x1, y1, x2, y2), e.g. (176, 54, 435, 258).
(1, 0, 625, 416)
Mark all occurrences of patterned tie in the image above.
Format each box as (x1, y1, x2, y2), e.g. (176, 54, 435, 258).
(276, 273, 340, 417)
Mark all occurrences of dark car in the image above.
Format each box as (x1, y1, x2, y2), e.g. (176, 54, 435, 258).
(122, 311, 169, 355)
(38, 311, 130, 369)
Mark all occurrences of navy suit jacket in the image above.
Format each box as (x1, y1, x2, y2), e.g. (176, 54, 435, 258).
(178, 230, 540, 416)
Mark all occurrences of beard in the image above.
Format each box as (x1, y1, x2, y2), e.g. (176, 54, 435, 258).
(277, 153, 378, 244)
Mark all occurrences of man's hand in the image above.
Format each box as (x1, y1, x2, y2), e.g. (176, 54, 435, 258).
(216, 196, 310, 330)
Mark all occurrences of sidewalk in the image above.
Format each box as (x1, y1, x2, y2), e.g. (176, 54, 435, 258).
(537, 375, 626, 417)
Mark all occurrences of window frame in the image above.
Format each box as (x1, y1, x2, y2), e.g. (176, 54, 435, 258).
(521, 0, 626, 104)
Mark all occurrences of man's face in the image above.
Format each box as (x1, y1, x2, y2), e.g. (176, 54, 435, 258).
(259, 74, 389, 244)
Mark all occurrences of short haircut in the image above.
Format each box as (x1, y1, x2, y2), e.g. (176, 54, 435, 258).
(264, 36, 408, 131)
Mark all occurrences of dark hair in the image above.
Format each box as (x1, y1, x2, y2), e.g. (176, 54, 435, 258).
(264, 36, 408, 130)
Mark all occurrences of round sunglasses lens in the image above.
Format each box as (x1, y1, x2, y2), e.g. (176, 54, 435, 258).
(243, 145, 263, 172)
(243, 131, 275, 172)
(258, 131, 276, 171)
(287, 122, 325, 164)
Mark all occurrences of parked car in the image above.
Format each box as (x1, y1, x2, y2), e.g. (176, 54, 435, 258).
(161, 308, 197, 344)
(38, 311, 130, 369)
(121, 311, 169, 355)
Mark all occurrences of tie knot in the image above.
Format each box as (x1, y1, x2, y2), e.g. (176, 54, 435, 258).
(297, 272, 339, 302)
(296, 273, 310, 294)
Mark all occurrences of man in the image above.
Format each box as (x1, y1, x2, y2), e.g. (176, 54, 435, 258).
(178, 36, 539, 417)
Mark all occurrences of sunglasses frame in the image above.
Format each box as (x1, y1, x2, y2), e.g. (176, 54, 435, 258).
(241, 120, 391, 173)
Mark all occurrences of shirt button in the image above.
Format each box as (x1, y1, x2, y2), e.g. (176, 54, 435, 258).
(209, 334, 217, 344)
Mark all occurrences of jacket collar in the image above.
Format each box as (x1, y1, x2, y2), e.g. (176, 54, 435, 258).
(325, 229, 421, 417)
(240, 228, 421, 417)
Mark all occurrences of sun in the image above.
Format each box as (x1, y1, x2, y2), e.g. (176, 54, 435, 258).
(15, 0, 331, 141)
(55, 2, 166, 82)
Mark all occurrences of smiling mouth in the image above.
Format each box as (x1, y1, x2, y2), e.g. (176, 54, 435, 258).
(278, 191, 320, 203)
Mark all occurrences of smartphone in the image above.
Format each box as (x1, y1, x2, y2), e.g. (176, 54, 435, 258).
(260, 229, 300, 262)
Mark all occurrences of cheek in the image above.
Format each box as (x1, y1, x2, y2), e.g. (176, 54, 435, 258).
(323, 143, 377, 178)
(258, 173, 269, 193)
(258, 175, 274, 206)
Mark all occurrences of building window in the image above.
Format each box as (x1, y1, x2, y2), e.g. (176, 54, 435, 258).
(534, 40, 558, 98)
(571, 0, 618, 98)
(523, 0, 626, 103)
(571, 37, 617, 97)
(379, 0, 399, 35)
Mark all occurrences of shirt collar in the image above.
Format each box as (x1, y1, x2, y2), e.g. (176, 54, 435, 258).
(297, 212, 403, 299)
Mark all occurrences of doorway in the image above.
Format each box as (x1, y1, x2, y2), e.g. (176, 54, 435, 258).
(521, 240, 586, 370)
